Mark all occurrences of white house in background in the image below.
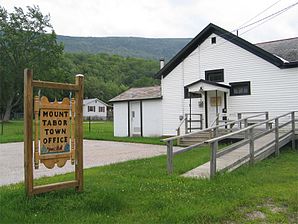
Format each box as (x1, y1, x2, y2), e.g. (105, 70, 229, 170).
(110, 23, 298, 137)
(83, 98, 111, 120)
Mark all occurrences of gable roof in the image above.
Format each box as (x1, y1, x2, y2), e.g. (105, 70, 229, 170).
(256, 37, 298, 62)
(109, 86, 161, 102)
(185, 79, 230, 89)
(83, 98, 110, 107)
(155, 23, 298, 79)
(186, 79, 230, 93)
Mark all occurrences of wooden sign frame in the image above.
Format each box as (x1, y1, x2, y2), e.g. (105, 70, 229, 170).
(24, 69, 84, 197)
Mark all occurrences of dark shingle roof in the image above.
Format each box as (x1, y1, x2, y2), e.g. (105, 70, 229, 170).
(109, 86, 161, 102)
(256, 37, 298, 62)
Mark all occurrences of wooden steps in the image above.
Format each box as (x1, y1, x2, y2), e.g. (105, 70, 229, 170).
(179, 129, 238, 146)
(179, 131, 211, 146)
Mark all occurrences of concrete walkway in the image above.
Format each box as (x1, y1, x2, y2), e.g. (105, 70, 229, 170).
(0, 140, 175, 186)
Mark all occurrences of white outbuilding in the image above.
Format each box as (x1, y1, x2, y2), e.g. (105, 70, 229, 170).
(109, 86, 162, 137)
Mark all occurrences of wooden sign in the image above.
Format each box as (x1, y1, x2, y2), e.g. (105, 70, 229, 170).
(24, 69, 84, 197)
(210, 97, 222, 106)
(34, 96, 75, 169)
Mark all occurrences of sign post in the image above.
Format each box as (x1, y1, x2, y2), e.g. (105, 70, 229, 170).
(24, 69, 84, 197)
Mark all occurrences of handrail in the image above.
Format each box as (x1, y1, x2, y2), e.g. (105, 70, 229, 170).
(205, 111, 294, 144)
(210, 113, 220, 127)
(165, 110, 297, 176)
(163, 112, 267, 142)
(176, 117, 186, 131)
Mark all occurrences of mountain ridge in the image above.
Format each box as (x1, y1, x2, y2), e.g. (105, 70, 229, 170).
(57, 35, 192, 60)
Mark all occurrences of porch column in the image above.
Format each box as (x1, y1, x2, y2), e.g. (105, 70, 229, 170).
(189, 93, 192, 132)
(215, 90, 219, 125)
(204, 91, 208, 128)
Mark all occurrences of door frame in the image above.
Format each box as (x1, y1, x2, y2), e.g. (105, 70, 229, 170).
(204, 90, 227, 128)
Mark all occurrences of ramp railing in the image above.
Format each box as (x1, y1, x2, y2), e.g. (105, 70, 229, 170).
(205, 111, 297, 178)
(164, 112, 268, 174)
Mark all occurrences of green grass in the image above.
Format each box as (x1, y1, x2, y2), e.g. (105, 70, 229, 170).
(83, 121, 163, 145)
(0, 147, 297, 223)
(0, 120, 163, 145)
(0, 121, 24, 143)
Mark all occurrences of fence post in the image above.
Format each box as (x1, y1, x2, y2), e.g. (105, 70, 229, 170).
(185, 114, 188, 134)
(167, 140, 173, 174)
(24, 69, 34, 197)
(200, 114, 203, 130)
(275, 118, 280, 156)
(249, 128, 255, 165)
(265, 112, 269, 130)
(210, 127, 218, 178)
(291, 112, 296, 150)
(210, 140, 217, 178)
(244, 118, 248, 139)
(75, 74, 84, 192)
(88, 116, 91, 132)
(237, 113, 242, 128)
(177, 128, 180, 146)
(1, 121, 3, 135)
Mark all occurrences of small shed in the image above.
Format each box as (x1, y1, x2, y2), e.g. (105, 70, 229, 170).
(83, 98, 111, 120)
(109, 86, 162, 137)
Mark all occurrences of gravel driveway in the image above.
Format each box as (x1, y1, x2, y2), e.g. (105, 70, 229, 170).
(0, 140, 177, 186)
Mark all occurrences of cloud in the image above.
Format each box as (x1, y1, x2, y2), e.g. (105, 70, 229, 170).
(1, 0, 297, 42)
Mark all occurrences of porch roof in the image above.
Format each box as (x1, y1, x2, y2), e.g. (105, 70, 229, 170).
(185, 79, 230, 93)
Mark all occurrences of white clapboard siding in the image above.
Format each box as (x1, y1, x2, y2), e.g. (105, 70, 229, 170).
(113, 102, 128, 137)
(161, 33, 298, 136)
(83, 99, 108, 119)
(162, 63, 184, 136)
(142, 100, 163, 136)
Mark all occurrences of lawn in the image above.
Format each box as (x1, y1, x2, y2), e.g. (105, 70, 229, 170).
(0, 147, 297, 223)
(0, 120, 163, 144)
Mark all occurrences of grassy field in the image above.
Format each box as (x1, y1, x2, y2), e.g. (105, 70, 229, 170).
(0, 147, 297, 223)
(0, 120, 163, 144)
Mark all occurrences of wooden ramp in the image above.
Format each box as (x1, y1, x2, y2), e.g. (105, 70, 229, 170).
(182, 132, 292, 178)
(163, 111, 297, 178)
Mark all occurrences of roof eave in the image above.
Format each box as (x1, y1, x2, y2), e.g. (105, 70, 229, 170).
(155, 23, 287, 79)
(109, 96, 162, 103)
(280, 61, 298, 69)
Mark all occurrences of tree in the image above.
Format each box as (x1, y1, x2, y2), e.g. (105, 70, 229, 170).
(0, 6, 64, 121)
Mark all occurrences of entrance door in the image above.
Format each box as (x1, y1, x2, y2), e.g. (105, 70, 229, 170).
(130, 101, 141, 136)
(207, 91, 226, 127)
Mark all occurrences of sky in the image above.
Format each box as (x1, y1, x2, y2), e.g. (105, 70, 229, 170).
(1, 0, 298, 43)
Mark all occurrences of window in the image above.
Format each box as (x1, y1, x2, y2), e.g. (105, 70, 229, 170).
(230, 81, 251, 96)
(184, 87, 202, 99)
(211, 37, 216, 44)
(88, 106, 95, 112)
(98, 106, 105, 112)
(205, 69, 224, 82)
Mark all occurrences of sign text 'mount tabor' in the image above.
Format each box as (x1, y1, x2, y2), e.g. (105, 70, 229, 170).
(34, 96, 75, 169)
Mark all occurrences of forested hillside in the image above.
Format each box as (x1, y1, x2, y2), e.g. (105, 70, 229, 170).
(62, 53, 160, 102)
(1, 5, 164, 120)
(57, 36, 191, 60)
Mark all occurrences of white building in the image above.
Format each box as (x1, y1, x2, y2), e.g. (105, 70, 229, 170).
(109, 86, 162, 137)
(83, 98, 111, 120)
(110, 23, 298, 137)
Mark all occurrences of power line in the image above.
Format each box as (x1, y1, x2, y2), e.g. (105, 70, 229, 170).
(180, 1, 298, 61)
(198, 0, 298, 54)
(233, 0, 282, 33)
(236, 1, 298, 32)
